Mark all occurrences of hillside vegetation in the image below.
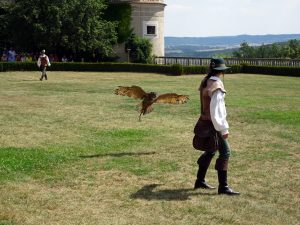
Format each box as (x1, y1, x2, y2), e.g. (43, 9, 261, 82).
(165, 34, 300, 58)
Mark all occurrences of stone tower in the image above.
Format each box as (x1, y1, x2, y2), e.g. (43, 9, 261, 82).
(109, 0, 166, 61)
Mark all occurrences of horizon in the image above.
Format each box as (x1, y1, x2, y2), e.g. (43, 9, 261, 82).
(164, 33, 300, 38)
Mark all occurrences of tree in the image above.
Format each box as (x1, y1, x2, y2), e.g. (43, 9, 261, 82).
(104, 3, 133, 43)
(126, 34, 153, 63)
(6, 0, 62, 52)
(233, 42, 255, 58)
(0, 1, 11, 49)
(233, 40, 300, 59)
(287, 39, 300, 59)
(4, 0, 118, 59)
(60, 0, 118, 59)
(270, 44, 280, 58)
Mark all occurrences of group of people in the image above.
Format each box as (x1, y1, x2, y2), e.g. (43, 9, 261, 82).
(1, 48, 42, 62)
(0, 48, 68, 81)
(1, 48, 18, 62)
(0, 48, 72, 63)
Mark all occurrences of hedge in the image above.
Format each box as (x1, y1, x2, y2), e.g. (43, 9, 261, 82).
(0, 62, 299, 76)
(0, 62, 207, 75)
(243, 65, 300, 76)
(181, 64, 243, 75)
(0, 62, 174, 74)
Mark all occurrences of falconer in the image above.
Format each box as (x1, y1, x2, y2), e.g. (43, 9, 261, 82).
(193, 58, 240, 195)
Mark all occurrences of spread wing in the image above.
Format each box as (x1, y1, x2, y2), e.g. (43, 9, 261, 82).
(153, 93, 189, 104)
(115, 85, 147, 99)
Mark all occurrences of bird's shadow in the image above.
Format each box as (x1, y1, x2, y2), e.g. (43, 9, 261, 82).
(130, 184, 217, 201)
(21, 79, 40, 82)
(79, 151, 156, 158)
(7, 79, 40, 82)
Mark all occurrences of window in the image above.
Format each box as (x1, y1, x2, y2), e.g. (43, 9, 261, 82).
(143, 21, 158, 38)
(147, 26, 156, 35)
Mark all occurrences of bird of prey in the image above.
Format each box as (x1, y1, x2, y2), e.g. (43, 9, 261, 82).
(115, 85, 189, 121)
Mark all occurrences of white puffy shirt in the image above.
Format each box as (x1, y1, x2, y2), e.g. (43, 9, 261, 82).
(209, 76, 229, 135)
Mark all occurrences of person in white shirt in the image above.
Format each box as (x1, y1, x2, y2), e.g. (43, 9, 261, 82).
(193, 58, 240, 195)
(61, 55, 68, 62)
(8, 48, 17, 62)
(37, 50, 51, 81)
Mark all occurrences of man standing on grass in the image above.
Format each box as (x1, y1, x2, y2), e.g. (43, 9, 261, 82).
(37, 50, 51, 81)
(193, 58, 240, 195)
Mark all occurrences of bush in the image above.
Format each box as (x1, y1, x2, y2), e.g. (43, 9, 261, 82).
(170, 64, 183, 76)
(0, 62, 37, 72)
(243, 65, 300, 76)
(182, 66, 207, 75)
(180, 65, 243, 75)
(0, 62, 174, 74)
(126, 34, 153, 63)
(227, 65, 243, 74)
(1, 62, 299, 77)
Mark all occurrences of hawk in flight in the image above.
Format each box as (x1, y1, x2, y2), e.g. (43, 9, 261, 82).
(115, 85, 189, 121)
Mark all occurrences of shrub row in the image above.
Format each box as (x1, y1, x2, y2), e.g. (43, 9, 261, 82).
(0, 62, 174, 74)
(0, 62, 208, 75)
(171, 64, 242, 75)
(0, 62, 299, 76)
(242, 65, 300, 76)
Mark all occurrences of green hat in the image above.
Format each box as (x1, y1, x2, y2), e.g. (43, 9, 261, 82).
(210, 58, 230, 71)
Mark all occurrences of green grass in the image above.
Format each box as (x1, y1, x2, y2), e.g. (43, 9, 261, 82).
(0, 147, 69, 180)
(0, 71, 299, 225)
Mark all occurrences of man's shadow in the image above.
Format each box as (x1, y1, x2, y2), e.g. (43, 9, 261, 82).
(130, 184, 217, 201)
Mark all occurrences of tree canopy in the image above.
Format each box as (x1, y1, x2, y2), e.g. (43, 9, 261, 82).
(233, 40, 300, 59)
(1, 0, 118, 59)
(104, 3, 132, 44)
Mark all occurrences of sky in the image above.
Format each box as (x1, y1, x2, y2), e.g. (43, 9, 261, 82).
(164, 0, 300, 37)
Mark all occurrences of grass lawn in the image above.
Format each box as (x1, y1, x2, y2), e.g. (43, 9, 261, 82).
(0, 71, 299, 225)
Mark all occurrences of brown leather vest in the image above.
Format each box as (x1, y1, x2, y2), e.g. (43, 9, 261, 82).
(40, 56, 48, 67)
(199, 77, 226, 121)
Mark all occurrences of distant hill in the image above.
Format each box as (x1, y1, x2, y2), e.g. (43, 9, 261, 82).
(165, 34, 300, 47)
(165, 34, 300, 57)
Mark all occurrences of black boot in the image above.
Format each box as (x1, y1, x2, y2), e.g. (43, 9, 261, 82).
(194, 180, 215, 189)
(194, 152, 215, 190)
(217, 170, 240, 195)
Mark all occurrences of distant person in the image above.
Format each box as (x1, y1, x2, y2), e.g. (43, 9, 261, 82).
(48, 54, 55, 62)
(26, 53, 33, 62)
(20, 54, 26, 62)
(37, 50, 51, 81)
(193, 58, 240, 195)
(1, 53, 8, 62)
(68, 55, 74, 62)
(7, 47, 17, 62)
(61, 55, 68, 62)
(53, 54, 59, 62)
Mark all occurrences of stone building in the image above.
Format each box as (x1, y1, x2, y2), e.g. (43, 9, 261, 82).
(109, 0, 166, 61)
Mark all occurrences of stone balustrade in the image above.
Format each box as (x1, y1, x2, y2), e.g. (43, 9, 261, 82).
(155, 57, 300, 67)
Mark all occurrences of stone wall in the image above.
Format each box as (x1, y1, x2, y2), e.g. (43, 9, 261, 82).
(110, 0, 166, 61)
(131, 2, 165, 57)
